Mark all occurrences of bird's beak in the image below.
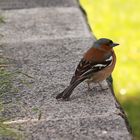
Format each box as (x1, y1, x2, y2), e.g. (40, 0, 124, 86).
(110, 43, 119, 47)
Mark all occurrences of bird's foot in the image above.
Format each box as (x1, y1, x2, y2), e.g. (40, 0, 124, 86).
(88, 86, 92, 91)
(87, 83, 93, 91)
(98, 87, 109, 92)
(97, 82, 108, 92)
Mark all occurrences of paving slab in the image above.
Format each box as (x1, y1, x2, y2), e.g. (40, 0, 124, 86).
(0, 38, 131, 140)
(0, 0, 78, 10)
(7, 115, 130, 140)
(0, 7, 91, 43)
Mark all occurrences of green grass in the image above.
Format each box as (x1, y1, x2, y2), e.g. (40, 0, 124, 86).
(0, 60, 23, 139)
(0, 15, 5, 38)
(0, 42, 23, 139)
(0, 123, 22, 140)
(0, 56, 33, 139)
(80, 0, 140, 139)
(0, 73, 22, 139)
(0, 16, 5, 24)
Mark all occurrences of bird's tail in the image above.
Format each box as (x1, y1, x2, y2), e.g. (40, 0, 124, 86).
(56, 77, 86, 100)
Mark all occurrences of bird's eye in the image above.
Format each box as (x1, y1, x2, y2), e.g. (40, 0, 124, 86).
(109, 40, 113, 44)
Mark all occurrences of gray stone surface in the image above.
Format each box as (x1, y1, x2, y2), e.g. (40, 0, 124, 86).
(0, 39, 131, 139)
(10, 115, 131, 140)
(0, 0, 78, 10)
(0, 7, 91, 43)
(0, 1, 131, 140)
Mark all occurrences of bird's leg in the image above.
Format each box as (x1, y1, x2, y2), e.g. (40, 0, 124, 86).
(86, 80, 97, 91)
(98, 82, 108, 91)
(87, 82, 92, 91)
(98, 82, 102, 89)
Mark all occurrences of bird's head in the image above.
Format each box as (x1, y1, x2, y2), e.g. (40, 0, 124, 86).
(94, 38, 119, 51)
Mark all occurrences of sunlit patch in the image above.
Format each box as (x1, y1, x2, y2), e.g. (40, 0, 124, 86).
(3, 118, 40, 125)
(102, 130, 107, 134)
(120, 88, 127, 95)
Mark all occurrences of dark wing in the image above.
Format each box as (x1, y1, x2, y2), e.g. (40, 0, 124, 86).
(70, 55, 113, 84)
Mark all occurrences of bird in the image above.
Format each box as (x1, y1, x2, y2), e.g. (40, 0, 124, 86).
(56, 38, 119, 100)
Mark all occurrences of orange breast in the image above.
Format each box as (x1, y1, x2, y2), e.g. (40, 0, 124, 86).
(84, 47, 112, 62)
(86, 51, 116, 83)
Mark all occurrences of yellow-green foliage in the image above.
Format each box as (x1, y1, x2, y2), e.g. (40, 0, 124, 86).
(80, 0, 140, 139)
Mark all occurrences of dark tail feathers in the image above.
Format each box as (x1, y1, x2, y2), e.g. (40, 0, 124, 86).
(56, 78, 86, 100)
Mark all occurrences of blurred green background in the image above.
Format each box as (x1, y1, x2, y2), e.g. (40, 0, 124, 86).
(80, 0, 140, 139)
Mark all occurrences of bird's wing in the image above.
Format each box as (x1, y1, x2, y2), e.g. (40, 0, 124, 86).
(70, 55, 113, 84)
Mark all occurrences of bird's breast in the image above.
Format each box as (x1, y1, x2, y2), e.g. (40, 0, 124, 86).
(86, 52, 116, 83)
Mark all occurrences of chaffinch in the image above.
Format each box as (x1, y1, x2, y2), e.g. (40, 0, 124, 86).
(56, 38, 119, 100)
